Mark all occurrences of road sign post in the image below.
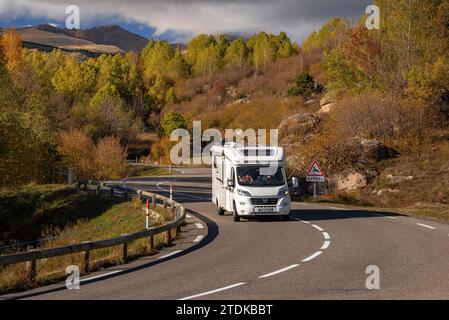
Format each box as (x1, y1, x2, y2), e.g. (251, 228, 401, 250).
(145, 199, 150, 230)
(306, 161, 325, 198)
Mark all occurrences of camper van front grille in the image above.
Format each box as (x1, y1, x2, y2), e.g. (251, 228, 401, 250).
(251, 198, 279, 206)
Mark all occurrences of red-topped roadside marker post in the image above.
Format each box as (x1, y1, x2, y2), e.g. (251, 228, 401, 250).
(146, 199, 150, 230)
(306, 160, 325, 199)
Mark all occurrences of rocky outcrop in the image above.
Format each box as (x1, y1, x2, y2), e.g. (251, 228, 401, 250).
(317, 91, 337, 115)
(327, 138, 395, 191)
(331, 172, 368, 191)
(278, 113, 321, 141)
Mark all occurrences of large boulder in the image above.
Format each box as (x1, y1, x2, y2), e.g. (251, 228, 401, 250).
(359, 138, 396, 161)
(317, 102, 336, 115)
(320, 91, 337, 107)
(278, 113, 321, 142)
(318, 91, 337, 115)
(331, 172, 368, 191)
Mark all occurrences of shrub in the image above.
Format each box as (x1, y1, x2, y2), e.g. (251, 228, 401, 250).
(288, 72, 323, 98)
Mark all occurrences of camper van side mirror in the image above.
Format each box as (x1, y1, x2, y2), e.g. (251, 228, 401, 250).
(227, 179, 235, 188)
(291, 177, 299, 189)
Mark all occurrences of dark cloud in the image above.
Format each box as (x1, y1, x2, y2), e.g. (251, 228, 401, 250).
(0, 0, 373, 42)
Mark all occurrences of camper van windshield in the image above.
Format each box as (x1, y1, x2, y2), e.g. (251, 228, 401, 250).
(237, 166, 285, 187)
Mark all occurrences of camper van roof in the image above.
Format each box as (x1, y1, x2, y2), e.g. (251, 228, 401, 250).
(211, 143, 284, 164)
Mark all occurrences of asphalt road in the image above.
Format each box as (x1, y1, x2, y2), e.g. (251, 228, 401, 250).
(4, 167, 449, 300)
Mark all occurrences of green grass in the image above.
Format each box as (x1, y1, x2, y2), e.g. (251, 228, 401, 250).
(0, 184, 123, 247)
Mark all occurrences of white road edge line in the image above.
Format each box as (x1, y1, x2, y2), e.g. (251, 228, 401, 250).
(302, 251, 323, 262)
(195, 223, 205, 229)
(158, 250, 183, 260)
(322, 232, 330, 240)
(312, 224, 324, 231)
(416, 223, 436, 230)
(193, 235, 205, 243)
(81, 270, 122, 283)
(294, 218, 310, 224)
(258, 264, 300, 279)
(179, 282, 247, 300)
(321, 241, 330, 250)
(327, 206, 348, 211)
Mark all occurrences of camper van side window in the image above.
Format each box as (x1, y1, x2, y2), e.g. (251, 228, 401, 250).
(213, 156, 218, 169)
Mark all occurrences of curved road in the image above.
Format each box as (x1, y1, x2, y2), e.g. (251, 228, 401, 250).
(4, 167, 449, 300)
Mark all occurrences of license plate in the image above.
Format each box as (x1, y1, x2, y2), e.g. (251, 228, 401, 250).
(254, 207, 276, 213)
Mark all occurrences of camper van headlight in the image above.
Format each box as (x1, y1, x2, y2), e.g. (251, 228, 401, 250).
(278, 187, 289, 197)
(237, 189, 252, 197)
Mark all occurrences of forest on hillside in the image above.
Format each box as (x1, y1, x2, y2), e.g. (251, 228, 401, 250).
(1, 0, 448, 204)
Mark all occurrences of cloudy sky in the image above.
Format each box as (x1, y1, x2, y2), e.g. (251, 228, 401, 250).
(0, 0, 373, 43)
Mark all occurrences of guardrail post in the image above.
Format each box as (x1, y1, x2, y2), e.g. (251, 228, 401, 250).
(124, 189, 128, 199)
(110, 187, 114, 197)
(122, 235, 128, 264)
(150, 195, 154, 209)
(26, 257, 37, 284)
(150, 236, 155, 254)
(82, 242, 90, 274)
(96, 184, 101, 196)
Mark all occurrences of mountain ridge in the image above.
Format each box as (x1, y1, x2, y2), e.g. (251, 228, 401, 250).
(16, 24, 150, 54)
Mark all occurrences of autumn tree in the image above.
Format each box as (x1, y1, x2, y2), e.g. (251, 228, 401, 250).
(0, 29, 23, 74)
(224, 38, 249, 69)
(94, 136, 128, 180)
(186, 34, 217, 66)
(193, 43, 222, 81)
(160, 111, 187, 136)
(52, 57, 97, 101)
(248, 32, 277, 72)
(57, 129, 95, 180)
(87, 84, 137, 142)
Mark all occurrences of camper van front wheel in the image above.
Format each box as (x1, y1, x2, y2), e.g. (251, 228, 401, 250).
(217, 201, 225, 216)
(233, 202, 241, 222)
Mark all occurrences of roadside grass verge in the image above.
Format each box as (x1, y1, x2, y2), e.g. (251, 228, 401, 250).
(0, 185, 122, 246)
(0, 190, 180, 295)
(129, 165, 173, 177)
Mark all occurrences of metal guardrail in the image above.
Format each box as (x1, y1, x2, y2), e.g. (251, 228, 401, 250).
(0, 187, 186, 283)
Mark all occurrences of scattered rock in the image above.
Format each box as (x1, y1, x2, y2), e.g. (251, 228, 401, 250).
(305, 99, 315, 105)
(386, 174, 414, 184)
(375, 188, 400, 196)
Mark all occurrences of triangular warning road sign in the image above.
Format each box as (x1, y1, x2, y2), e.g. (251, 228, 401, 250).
(307, 161, 325, 177)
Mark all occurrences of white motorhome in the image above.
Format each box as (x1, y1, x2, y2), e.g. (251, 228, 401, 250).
(211, 143, 292, 222)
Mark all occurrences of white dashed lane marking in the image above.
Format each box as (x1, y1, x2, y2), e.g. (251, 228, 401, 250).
(195, 223, 205, 229)
(193, 235, 205, 243)
(312, 224, 324, 232)
(258, 264, 300, 279)
(322, 232, 330, 240)
(416, 223, 436, 230)
(179, 282, 247, 300)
